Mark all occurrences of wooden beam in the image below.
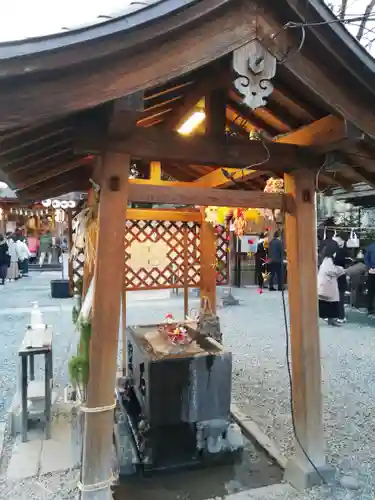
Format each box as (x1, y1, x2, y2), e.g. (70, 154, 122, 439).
(274, 115, 362, 152)
(205, 88, 227, 139)
(149, 161, 162, 182)
(318, 172, 352, 192)
(136, 108, 172, 127)
(284, 169, 326, 489)
(345, 164, 375, 189)
(128, 178, 193, 187)
(81, 152, 130, 499)
(193, 167, 264, 188)
(128, 183, 288, 210)
(108, 93, 144, 137)
(163, 65, 230, 131)
(76, 126, 317, 171)
(15, 155, 94, 191)
(127, 208, 201, 222)
(21, 178, 89, 202)
(227, 95, 277, 136)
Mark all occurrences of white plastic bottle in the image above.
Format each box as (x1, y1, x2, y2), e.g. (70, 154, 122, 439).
(30, 301, 43, 329)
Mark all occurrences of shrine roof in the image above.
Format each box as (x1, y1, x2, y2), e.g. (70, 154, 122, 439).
(0, 0, 375, 200)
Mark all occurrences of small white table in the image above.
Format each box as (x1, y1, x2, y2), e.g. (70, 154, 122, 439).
(18, 326, 53, 442)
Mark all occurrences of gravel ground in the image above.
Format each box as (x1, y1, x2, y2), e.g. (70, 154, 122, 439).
(0, 279, 375, 499)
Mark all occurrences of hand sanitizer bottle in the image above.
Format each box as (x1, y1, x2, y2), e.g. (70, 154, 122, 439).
(30, 302, 43, 329)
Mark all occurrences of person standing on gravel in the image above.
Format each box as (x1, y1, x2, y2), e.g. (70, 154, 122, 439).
(5, 233, 19, 281)
(318, 245, 346, 326)
(39, 230, 53, 267)
(268, 230, 284, 291)
(15, 236, 31, 277)
(364, 241, 375, 316)
(0, 234, 9, 285)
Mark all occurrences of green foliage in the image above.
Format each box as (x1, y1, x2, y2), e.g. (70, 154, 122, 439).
(69, 319, 91, 398)
(68, 355, 89, 387)
(72, 306, 79, 325)
(75, 278, 83, 298)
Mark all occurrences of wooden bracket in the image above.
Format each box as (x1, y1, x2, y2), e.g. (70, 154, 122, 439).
(233, 40, 277, 110)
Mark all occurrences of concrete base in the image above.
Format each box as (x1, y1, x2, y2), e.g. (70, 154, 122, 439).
(7, 411, 76, 481)
(220, 288, 240, 307)
(284, 456, 335, 491)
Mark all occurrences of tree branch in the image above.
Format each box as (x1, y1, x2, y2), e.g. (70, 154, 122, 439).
(339, 0, 348, 20)
(356, 0, 375, 42)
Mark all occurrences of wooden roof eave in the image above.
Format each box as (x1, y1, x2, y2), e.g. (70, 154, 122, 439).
(258, 0, 375, 140)
(283, 0, 375, 93)
(0, 0, 216, 73)
(0, 0, 257, 130)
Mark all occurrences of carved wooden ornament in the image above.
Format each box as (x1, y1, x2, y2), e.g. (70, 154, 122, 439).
(233, 40, 277, 110)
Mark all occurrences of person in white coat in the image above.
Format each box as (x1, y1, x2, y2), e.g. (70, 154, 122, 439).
(6, 234, 19, 281)
(318, 245, 346, 326)
(16, 237, 31, 277)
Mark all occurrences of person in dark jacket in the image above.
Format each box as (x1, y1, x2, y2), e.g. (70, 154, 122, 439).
(333, 233, 350, 323)
(0, 234, 9, 285)
(268, 230, 284, 291)
(364, 242, 375, 315)
(255, 232, 267, 290)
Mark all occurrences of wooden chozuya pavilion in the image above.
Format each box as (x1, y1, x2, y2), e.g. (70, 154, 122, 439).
(1, 0, 375, 497)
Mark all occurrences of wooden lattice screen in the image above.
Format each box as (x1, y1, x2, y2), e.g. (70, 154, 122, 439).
(70, 217, 229, 293)
(71, 209, 85, 294)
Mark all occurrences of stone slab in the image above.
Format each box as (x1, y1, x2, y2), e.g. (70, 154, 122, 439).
(40, 418, 73, 474)
(7, 434, 42, 480)
(284, 456, 335, 491)
(214, 484, 295, 499)
(231, 404, 288, 469)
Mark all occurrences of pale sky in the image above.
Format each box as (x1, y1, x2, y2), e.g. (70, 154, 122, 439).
(326, 0, 375, 52)
(0, 0, 374, 55)
(0, 0, 133, 41)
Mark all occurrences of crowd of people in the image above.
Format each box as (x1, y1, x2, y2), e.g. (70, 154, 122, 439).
(317, 229, 375, 326)
(0, 229, 68, 285)
(254, 227, 375, 327)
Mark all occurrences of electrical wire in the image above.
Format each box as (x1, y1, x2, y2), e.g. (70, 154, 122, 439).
(221, 139, 270, 188)
(269, 13, 375, 65)
(279, 216, 328, 486)
(278, 25, 306, 64)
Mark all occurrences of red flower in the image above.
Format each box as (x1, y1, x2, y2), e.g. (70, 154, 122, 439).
(248, 239, 254, 244)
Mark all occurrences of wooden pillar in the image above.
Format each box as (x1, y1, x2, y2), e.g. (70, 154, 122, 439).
(200, 209, 216, 312)
(121, 289, 127, 375)
(183, 225, 189, 318)
(284, 169, 329, 489)
(82, 189, 97, 299)
(198, 89, 226, 312)
(81, 152, 130, 500)
(67, 208, 74, 295)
